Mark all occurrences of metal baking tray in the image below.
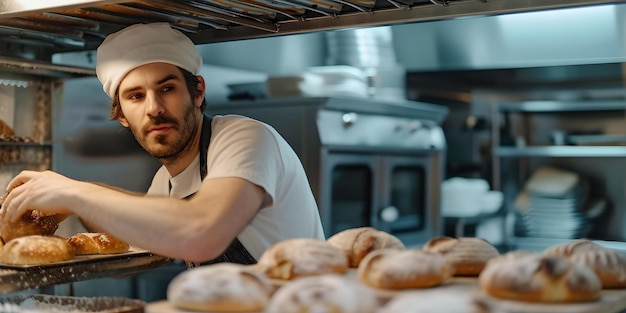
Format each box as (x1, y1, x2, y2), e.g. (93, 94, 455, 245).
(0, 294, 145, 313)
(0, 248, 172, 294)
(0, 247, 152, 269)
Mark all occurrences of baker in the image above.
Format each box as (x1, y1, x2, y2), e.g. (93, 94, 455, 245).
(0, 22, 324, 265)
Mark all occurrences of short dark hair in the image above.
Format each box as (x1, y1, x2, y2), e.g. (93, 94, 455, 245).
(108, 66, 207, 121)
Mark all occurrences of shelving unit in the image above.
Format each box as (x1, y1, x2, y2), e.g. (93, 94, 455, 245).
(489, 96, 626, 251)
(491, 98, 626, 189)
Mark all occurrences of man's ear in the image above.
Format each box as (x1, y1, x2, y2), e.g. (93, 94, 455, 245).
(195, 76, 206, 108)
(118, 116, 129, 128)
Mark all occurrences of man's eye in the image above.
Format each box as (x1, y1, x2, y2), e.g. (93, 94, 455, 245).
(128, 93, 144, 100)
(162, 86, 174, 92)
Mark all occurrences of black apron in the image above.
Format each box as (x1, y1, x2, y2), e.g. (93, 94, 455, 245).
(184, 114, 257, 267)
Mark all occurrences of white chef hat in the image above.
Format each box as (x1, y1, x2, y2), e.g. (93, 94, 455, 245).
(96, 22, 202, 99)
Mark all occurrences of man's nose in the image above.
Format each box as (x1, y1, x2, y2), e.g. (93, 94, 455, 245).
(146, 92, 165, 117)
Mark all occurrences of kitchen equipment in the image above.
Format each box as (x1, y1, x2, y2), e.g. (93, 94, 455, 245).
(206, 96, 448, 247)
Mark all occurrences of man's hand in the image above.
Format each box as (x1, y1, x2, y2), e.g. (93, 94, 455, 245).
(0, 170, 76, 224)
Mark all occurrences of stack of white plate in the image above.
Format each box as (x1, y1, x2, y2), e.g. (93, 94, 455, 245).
(514, 166, 605, 239)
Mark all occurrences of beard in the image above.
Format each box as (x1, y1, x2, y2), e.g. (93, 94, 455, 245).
(127, 101, 199, 162)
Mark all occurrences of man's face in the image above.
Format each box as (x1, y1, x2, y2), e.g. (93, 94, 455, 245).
(116, 62, 202, 160)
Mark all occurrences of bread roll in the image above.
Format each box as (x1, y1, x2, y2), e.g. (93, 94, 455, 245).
(67, 232, 130, 255)
(0, 210, 59, 243)
(265, 274, 380, 313)
(255, 238, 348, 280)
(478, 251, 601, 303)
(0, 235, 74, 265)
(423, 236, 499, 276)
(358, 248, 453, 289)
(379, 291, 490, 313)
(167, 263, 273, 312)
(544, 239, 626, 288)
(326, 227, 405, 268)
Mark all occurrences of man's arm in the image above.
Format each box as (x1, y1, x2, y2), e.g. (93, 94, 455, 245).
(0, 170, 264, 263)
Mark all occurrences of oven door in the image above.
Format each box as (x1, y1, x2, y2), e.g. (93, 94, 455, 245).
(320, 150, 439, 247)
(376, 155, 433, 247)
(319, 152, 378, 236)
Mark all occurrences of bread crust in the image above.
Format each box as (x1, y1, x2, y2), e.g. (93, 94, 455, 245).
(67, 232, 130, 255)
(326, 227, 405, 268)
(167, 263, 273, 312)
(265, 274, 380, 313)
(478, 251, 601, 303)
(357, 248, 453, 289)
(0, 210, 59, 244)
(255, 238, 348, 280)
(544, 239, 626, 288)
(0, 235, 74, 265)
(423, 236, 500, 276)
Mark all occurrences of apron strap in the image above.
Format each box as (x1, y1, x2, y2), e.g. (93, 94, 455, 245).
(188, 114, 257, 267)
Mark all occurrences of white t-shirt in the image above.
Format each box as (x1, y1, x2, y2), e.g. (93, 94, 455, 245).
(146, 114, 325, 260)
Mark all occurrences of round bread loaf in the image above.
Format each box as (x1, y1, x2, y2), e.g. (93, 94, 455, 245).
(255, 238, 348, 280)
(326, 227, 405, 268)
(357, 248, 453, 289)
(67, 232, 130, 255)
(423, 236, 499, 276)
(543, 239, 626, 288)
(167, 263, 273, 312)
(0, 210, 59, 244)
(478, 251, 601, 303)
(265, 274, 380, 313)
(379, 290, 490, 313)
(0, 235, 74, 265)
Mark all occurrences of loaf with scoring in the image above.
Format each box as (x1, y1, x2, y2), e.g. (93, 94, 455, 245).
(254, 238, 348, 280)
(543, 239, 626, 288)
(67, 232, 130, 255)
(423, 236, 500, 276)
(357, 248, 453, 289)
(326, 227, 405, 268)
(478, 251, 602, 303)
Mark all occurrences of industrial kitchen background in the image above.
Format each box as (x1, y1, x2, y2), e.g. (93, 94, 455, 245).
(0, 0, 625, 300)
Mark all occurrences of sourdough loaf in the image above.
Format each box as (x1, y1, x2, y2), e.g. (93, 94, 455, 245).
(544, 239, 626, 288)
(423, 236, 499, 276)
(326, 227, 405, 268)
(478, 251, 602, 303)
(357, 248, 453, 289)
(255, 238, 348, 280)
(379, 290, 491, 313)
(265, 274, 380, 313)
(167, 263, 273, 312)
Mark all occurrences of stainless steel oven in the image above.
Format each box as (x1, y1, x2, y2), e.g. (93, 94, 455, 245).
(206, 96, 448, 247)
